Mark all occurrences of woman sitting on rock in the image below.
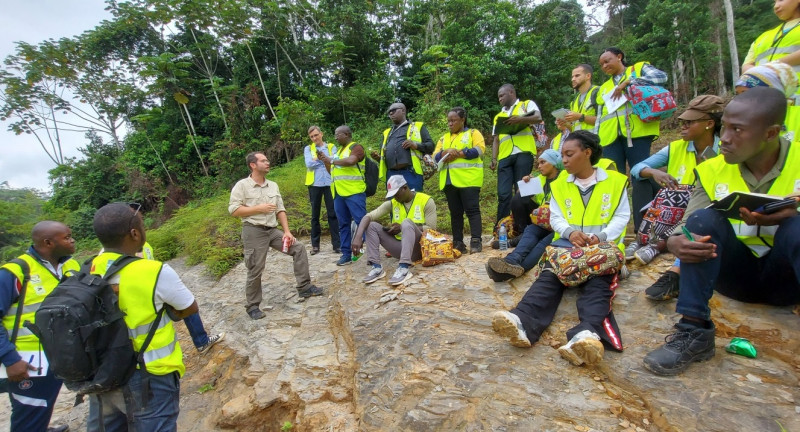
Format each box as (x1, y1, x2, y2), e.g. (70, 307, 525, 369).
(490, 130, 630, 367)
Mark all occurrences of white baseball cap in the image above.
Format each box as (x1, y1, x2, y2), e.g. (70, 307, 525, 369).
(385, 175, 407, 199)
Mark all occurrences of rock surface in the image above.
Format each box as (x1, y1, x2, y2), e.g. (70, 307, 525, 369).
(3, 237, 798, 431)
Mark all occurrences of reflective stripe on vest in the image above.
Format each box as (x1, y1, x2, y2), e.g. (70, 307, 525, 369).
(1, 255, 80, 352)
(666, 139, 701, 185)
(550, 169, 630, 252)
(570, 86, 599, 131)
(379, 122, 425, 181)
(391, 192, 431, 240)
(331, 142, 366, 197)
(305, 143, 335, 186)
(751, 24, 800, 99)
(594, 62, 660, 146)
(91, 253, 185, 377)
(493, 101, 537, 160)
(437, 129, 484, 189)
(696, 145, 800, 257)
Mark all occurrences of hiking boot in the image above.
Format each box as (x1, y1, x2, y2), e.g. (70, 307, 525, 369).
(624, 241, 641, 261)
(298, 284, 325, 298)
(363, 266, 386, 284)
(491, 311, 531, 348)
(490, 240, 500, 249)
(453, 241, 468, 254)
(310, 247, 320, 256)
(197, 332, 225, 354)
(634, 244, 659, 265)
(643, 322, 716, 376)
(248, 308, 266, 320)
(470, 238, 482, 254)
(558, 330, 604, 366)
(485, 262, 514, 282)
(336, 255, 352, 266)
(488, 257, 525, 278)
(645, 270, 680, 301)
(389, 267, 413, 286)
(509, 237, 520, 248)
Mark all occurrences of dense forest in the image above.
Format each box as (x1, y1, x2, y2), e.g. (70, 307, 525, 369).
(0, 0, 780, 260)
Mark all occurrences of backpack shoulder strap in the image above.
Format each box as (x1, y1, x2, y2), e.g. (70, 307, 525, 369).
(8, 258, 30, 344)
(102, 255, 142, 280)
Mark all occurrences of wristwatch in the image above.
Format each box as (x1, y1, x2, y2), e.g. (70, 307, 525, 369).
(579, 114, 585, 123)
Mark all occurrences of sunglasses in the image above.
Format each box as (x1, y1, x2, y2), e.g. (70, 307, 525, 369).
(128, 202, 142, 230)
(388, 108, 400, 115)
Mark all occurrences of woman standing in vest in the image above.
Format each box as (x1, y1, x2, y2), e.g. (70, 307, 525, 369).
(595, 47, 667, 175)
(304, 126, 341, 255)
(433, 107, 485, 254)
(741, 0, 800, 103)
(629, 96, 724, 301)
(491, 130, 630, 367)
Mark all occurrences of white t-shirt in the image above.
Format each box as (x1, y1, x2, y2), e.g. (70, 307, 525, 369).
(108, 263, 195, 311)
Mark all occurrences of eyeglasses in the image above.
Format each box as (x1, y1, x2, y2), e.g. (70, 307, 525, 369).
(128, 202, 142, 230)
(679, 119, 706, 127)
(388, 108, 400, 115)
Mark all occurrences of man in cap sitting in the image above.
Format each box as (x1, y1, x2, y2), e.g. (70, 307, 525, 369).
(351, 175, 437, 286)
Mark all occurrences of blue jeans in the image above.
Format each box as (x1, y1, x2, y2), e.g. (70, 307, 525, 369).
(386, 167, 423, 192)
(334, 193, 367, 258)
(496, 152, 534, 223)
(183, 313, 208, 348)
(505, 224, 554, 272)
(88, 370, 181, 432)
(7, 368, 62, 432)
(676, 209, 800, 320)
(602, 135, 655, 174)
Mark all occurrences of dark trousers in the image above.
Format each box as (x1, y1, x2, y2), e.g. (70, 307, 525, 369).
(602, 135, 656, 174)
(88, 370, 180, 432)
(387, 167, 424, 192)
(631, 177, 661, 235)
(7, 369, 62, 432)
(510, 191, 539, 233)
(334, 193, 367, 258)
(308, 185, 340, 249)
(505, 224, 554, 272)
(676, 209, 800, 320)
(443, 185, 482, 243)
(496, 152, 534, 223)
(511, 270, 623, 351)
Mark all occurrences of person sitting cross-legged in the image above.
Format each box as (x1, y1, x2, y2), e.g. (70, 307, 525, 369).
(643, 87, 800, 376)
(352, 175, 437, 286)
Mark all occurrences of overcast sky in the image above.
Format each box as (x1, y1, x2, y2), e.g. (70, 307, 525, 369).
(0, 0, 605, 192)
(0, 0, 112, 192)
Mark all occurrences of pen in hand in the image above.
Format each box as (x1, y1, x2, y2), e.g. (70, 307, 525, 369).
(681, 226, 695, 241)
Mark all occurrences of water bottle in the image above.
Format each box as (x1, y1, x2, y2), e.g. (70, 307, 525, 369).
(498, 224, 508, 251)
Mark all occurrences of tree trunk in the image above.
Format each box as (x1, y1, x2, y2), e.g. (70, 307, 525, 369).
(723, 0, 740, 86)
(143, 131, 174, 185)
(713, 23, 728, 96)
(178, 103, 209, 176)
(275, 41, 282, 99)
(245, 41, 277, 119)
(189, 27, 230, 134)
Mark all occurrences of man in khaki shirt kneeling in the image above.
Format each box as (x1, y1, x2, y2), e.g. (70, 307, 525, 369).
(229, 152, 324, 320)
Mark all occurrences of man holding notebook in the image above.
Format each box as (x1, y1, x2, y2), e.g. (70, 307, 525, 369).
(644, 87, 800, 376)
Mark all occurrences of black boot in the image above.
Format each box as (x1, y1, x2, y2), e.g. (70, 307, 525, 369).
(643, 321, 715, 376)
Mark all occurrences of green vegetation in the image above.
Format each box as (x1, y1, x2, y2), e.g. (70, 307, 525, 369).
(197, 383, 215, 394)
(280, 421, 293, 431)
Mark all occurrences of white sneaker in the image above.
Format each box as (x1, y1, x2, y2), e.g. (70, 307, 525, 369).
(363, 266, 386, 284)
(635, 244, 659, 265)
(558, 330, 604, 366)
(624, 241, 641, 261)
(388, 267, 413, 286)
(491, 311, 532, 348)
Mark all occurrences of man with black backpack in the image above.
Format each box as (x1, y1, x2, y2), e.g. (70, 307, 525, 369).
(317, 125, 369, 266)
(0, 221, 78, 432)
(86, 203, 199, 431)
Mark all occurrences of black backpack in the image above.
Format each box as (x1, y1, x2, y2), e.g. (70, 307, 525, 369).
(25, 255, 164, 396)
(359, 156, 379, 197)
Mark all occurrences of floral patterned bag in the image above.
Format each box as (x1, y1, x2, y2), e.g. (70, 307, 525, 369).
(419, 229, 462, 267)
(534, 241, 623, 287)
(529, 204, 552, 231)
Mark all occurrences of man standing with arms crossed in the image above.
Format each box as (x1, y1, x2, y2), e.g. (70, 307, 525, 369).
(0, 221, 78, 432)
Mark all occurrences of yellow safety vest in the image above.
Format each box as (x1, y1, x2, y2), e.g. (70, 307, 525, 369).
(1, 255, 79, 351)
(305, 143, 336, 186)
(551, 132, 565, 151)
(531, 174, 550, 206)
(391, 192, 431, 240)
(437, 129, 484, 189)
(493, 101, 537, 161)
(550, 169, 630, 253)
(379, 122, 425, 181)
(666, 139, 710, 185)
(595, 62, 661, 146)
(786, 105, 800, 143)
(570, 86, 600, 131)
(91, 252, 185, 377)
(695, 145, 800, 257)
(596, 158, 618, 173)
(142, 242, 155, 260)
(750, 23, 800, 101)
(331, 142, 366, 197)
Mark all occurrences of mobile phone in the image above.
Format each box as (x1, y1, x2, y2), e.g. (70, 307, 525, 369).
(753, 198, 798, 214)
(382, 226, 391, 232)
